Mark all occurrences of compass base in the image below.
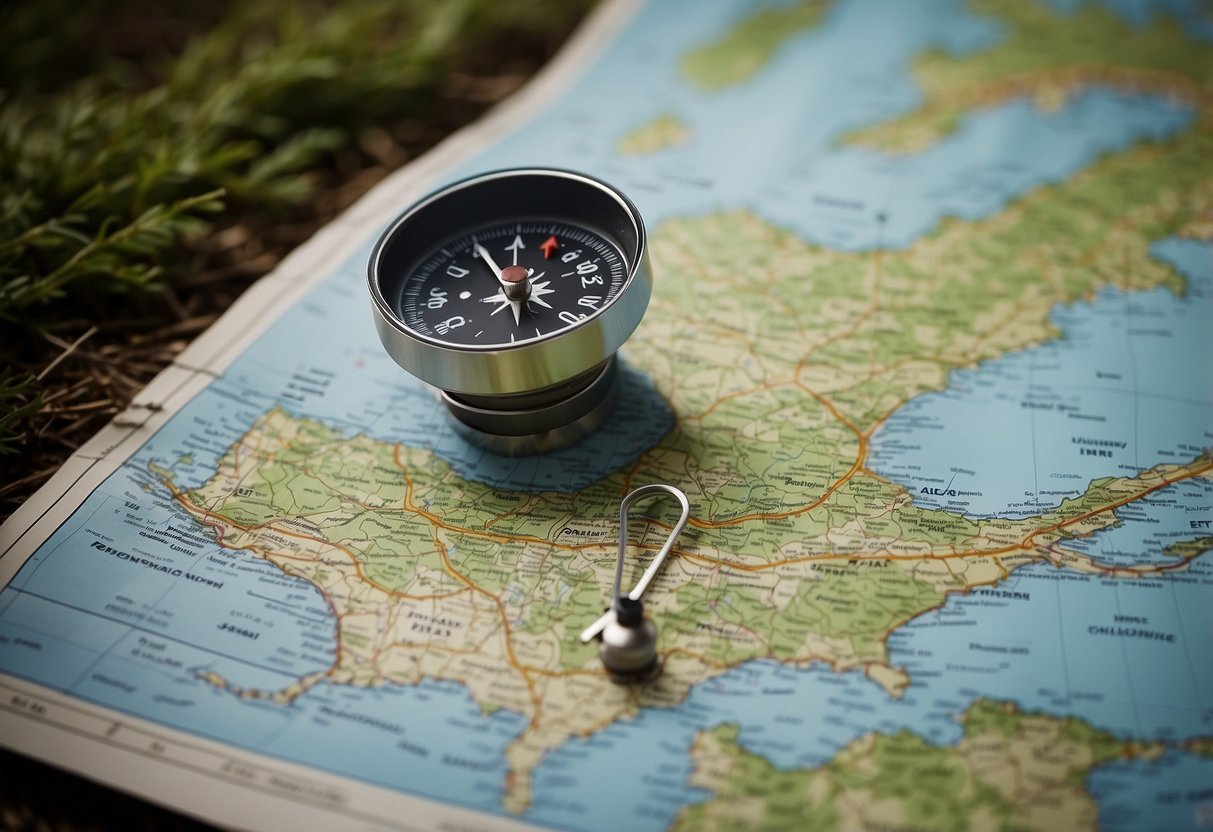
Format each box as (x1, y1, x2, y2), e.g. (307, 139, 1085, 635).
(440, 357, 619, 456)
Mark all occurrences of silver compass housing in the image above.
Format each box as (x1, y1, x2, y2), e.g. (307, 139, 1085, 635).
(367, 168, 652, 454)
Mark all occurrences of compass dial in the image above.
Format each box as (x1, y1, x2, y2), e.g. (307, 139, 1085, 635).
(397, 221, 627, 348)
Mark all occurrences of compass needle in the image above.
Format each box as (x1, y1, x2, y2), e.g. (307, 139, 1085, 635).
(473, 241, 504, 279)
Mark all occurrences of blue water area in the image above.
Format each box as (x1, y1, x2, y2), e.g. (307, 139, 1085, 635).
(1090, 752, 1213, 831)
(263, 680, 527, 810)
(892, 559, 1213, 742)
(869, 238, 1213, 519)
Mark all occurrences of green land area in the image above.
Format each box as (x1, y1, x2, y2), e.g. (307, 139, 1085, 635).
(681, 0, 831, 90)
(618, 113, 692, 155)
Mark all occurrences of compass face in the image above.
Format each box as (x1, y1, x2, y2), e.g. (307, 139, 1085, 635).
(369, 168, 651, 403)
(396, 220, 628, 348)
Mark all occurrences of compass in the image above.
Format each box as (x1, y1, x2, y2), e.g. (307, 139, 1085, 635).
(368, 168, 652, 455)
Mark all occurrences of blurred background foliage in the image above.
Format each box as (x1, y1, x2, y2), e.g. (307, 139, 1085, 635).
(0, 0, 592, 521)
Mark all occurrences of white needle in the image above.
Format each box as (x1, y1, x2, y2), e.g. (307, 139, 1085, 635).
(474, 242, 508, 288)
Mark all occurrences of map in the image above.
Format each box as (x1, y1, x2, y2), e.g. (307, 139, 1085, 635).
(1, 0, 1211, 829)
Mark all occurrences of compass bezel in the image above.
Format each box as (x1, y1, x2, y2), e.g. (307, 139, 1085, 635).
(368, 168, 651, 397)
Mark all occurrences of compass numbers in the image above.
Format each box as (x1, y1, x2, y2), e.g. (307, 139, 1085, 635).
(434, 315, 466, 335)
(400, 220, 627, 347)
(556, 293, 601, 324)
(576, 263, 603, 291)
(560, 250, 608, 295)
